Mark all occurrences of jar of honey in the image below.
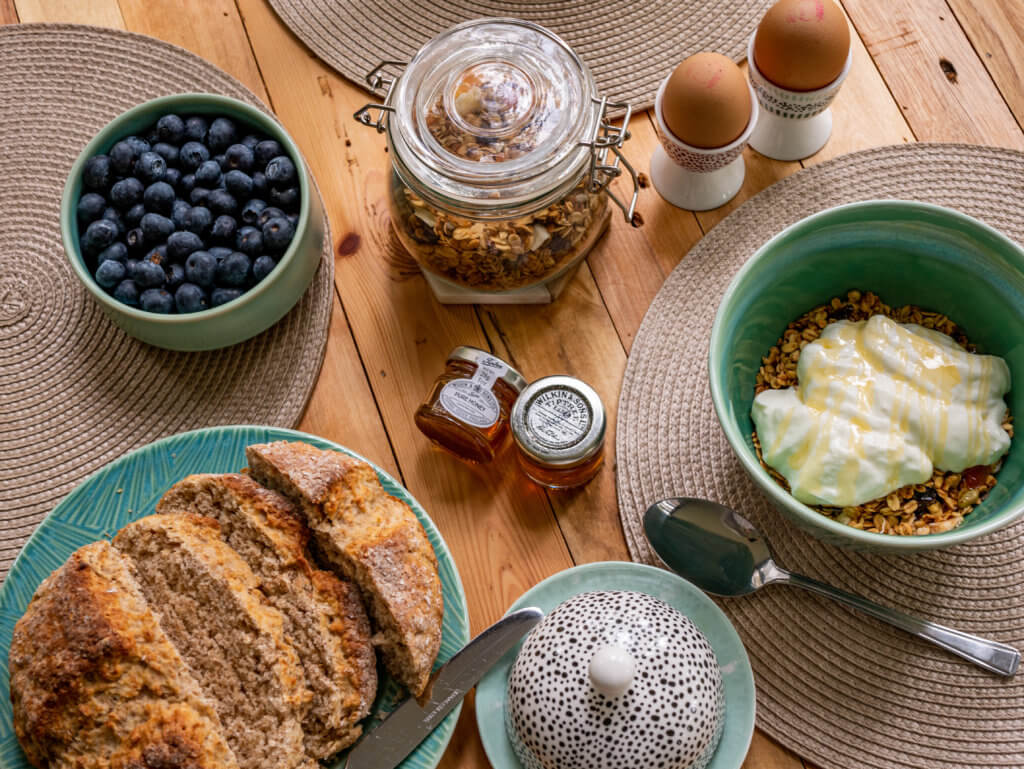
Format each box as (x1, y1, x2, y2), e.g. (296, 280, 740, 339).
(510, 375, 606, 488)
(415, 346, 527, 463)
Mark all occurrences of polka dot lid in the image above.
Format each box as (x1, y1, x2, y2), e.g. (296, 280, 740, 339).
(505, 590, 725, 769)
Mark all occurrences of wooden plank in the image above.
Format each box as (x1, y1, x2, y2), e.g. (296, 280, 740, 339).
(843, 0, 1024, 148)
(15, 0, 123, 25)
(946, 0, 1024, 131)
(741, 732, 807, 769)
(0, 0, 18, 24)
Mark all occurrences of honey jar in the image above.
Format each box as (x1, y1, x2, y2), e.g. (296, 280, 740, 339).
(415, 346, 527, 463)
(510, 375, 606, 488)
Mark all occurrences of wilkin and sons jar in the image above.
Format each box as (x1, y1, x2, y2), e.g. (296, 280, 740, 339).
(356, 18, 640, 302)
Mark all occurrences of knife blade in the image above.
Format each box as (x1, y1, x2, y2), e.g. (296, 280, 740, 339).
(343, 606, 544, 769)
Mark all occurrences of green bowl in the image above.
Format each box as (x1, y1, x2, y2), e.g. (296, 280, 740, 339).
(709, 200, 1024, 552)
(61, 93, 324, 351)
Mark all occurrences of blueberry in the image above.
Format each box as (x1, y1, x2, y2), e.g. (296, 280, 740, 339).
(208, 117, 237, 152)
(143, 181, 176, 215)
(165, 262, 186, 290)
(265, 155, 296, 186)
(171, 199, 191, 230)
(223, 144, 254, 173)
(210, 214, 237, 242)
(95, 259, 126, 288)
(134, 258, 166, 288)
(190, 187, 211, 206)
(268, 185, 300, 210)
(126, 227, 146, 252)
(179, 173, 196, 196)
(241, 134, 261, 150)
(77, 192, 107, 225)
(152, 142, 179, 166)
(145, 244, 169, 265)
(179, 141, 210, 173)
(214, 154, 227, 170)
(124, 135, 151, 157)
(145, 128, 160, 146)
(185, 250, 216, 288)
(195, 159, 221, 187)
(210, 287, 242, 307)
(209, 246, 233, 261)
(252, 171, 268, 196)
(113, 279, 141, 307)
(262, 216, 295, 254)
(140, 212, 175, 243)
(125, 203, 146, 227)
(240, 198, 267, 226)
(83, 155, 113, 191)
(184, 116, 208, 143)
(97, 242, 128, 264)
(236, 226, 263, 257)
(167, 230, 204, 261)
(156, 114, 186, 145)
(100, 207, 125, 235)
(287, 212, 299, 226)
(109, 177, 142, 210)
(163, 167, 182, 189)
(254, 139, 283, 168)
(80, 218, 118, 256)
(183, 205, 213, 236)
(257, 206, 286, 228)
(109, 140, 137, 175)
(253, 255, 277, 282)
(134, 151, 167, 185)
(216, 251, 251, 287)
(174, 282, 208, 313)
(207, 189, 238, 216)
(140, 288, 174, 314)
(223, 169, 253, 198)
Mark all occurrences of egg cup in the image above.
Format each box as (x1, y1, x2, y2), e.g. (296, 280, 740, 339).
(650, 76, 759, 212)
(746, 32, 852, 161)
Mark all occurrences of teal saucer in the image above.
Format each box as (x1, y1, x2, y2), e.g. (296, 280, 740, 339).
(475, 561, 756, 769)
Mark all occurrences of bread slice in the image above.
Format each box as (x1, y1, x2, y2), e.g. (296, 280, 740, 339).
(157, 473, 377, 758)
(246, 441, 443, 696)
(113, 513, 313, 769)
(9, 540, 239, 769)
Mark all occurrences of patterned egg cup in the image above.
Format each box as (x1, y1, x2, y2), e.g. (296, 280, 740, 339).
(746, 32, 853, 161)
(650, 75, 759, 212)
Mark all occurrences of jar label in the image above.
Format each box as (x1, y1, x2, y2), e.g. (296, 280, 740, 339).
(439, 378, 501, 428)
(526, 388, 592, 449)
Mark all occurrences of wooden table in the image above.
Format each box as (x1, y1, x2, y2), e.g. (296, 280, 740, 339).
(4, 1, 1022, 767)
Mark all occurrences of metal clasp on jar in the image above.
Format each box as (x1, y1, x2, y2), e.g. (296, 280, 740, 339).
(581, 97, 641, 227)
(352, 60, 405, 133)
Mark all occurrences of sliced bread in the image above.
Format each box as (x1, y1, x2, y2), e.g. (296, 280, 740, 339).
(157, 473, 377, 758)
(113, 513, 312, 769)
(9, 540, 239, 769)
(246, 441, 443, 696)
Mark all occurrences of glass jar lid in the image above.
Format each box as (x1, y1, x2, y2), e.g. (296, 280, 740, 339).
(387, 18, 599, 215)
(511, 375, 606, 467)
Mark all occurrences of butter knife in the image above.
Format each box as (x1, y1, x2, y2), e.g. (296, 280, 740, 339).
(344, 607, 544, 769)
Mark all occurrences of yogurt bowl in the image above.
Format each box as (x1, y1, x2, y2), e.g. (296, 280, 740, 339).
(709, 200, 1024, 552)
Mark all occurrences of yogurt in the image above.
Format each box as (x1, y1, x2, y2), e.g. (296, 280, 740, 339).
(752, 315, 1011, 507)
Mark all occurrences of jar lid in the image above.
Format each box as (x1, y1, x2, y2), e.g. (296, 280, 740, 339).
(387, 18, 599, 216)
(511, 375, 605, 467)
(449, 346, 528, 393)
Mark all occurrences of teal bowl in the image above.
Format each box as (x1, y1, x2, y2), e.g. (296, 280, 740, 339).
(709, 200, 1024, 552)
(61, 93, 324, 351)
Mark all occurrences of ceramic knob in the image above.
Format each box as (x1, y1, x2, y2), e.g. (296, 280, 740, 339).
(588, 644, 635, 698)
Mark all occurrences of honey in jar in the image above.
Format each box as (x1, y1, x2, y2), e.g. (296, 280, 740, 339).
(415, 346, 527, 463)
(510, 375, 606, 488)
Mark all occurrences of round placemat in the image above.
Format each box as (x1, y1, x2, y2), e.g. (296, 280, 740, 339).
(0, 24, 334, 579)
(617, 143, 1024, 769)
(266, 0, 774, 111)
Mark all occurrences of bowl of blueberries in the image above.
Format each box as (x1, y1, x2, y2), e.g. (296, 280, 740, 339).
(61, 92, 325, 350)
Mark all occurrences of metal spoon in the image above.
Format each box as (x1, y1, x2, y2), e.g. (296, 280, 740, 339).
(643, 497, 1020, 677)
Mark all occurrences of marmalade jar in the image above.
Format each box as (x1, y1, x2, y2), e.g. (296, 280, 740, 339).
(355, 18, 640, 294)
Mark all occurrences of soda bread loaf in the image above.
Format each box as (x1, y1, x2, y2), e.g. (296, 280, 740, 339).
(9, 540, 240, 769)
(113, 513, 314, 769)
(157, 473, 377, 758)
(246, 441, 444, 696)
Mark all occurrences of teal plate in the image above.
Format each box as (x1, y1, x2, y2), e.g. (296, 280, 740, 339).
(475, 562, 756, 769)
(0, 425, 470, 769)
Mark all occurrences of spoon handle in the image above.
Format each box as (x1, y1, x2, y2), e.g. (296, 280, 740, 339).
(783, 572, 1020, 676)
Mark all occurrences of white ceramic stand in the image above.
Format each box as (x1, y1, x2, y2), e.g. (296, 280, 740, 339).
(749, 108, 834, 162)
(650, 145, 746, 212)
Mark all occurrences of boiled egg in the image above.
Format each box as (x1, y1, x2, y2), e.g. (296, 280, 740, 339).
(753, 0, 851, 91)
(661, 52, 752, 149)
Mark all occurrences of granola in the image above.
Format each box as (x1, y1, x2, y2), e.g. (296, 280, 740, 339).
(753, 290, 1014, 535)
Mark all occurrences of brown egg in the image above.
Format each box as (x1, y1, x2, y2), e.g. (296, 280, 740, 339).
(661, 52, 752, 149)
(753, 0, 851, 91)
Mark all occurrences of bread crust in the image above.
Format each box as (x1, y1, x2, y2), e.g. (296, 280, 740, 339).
(246, 441, 444, 696)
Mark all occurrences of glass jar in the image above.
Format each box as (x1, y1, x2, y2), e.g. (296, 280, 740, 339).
(356, 18, 640, 294)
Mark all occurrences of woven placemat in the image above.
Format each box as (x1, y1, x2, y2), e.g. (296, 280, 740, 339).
(617, 143, 1024, 769)
(0, 24, 334, 579)
(266, 0, 773, 111)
